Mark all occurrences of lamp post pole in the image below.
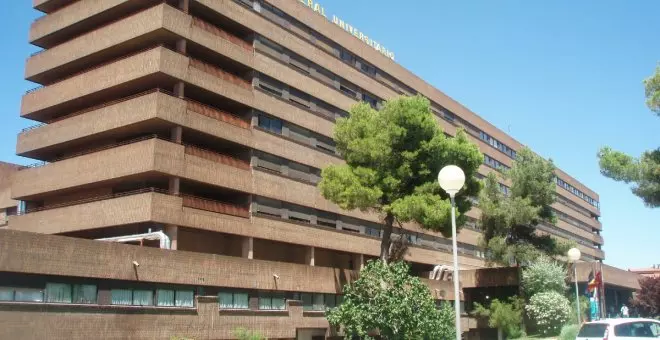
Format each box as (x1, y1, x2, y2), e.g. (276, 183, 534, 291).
(438, 165, 466, 340)
(568, 248, 582, 324)
(574, 264, 581, 324)
(450, 195, 461, 340)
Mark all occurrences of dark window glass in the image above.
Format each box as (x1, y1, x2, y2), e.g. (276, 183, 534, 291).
(577, 323, 608, 337)
(614, 321, 659, 337)
(340, 49, 354, 64)
(258, 115, 283, 134)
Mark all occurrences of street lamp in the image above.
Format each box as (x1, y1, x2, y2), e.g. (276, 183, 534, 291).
(438, 165, 466, 340)
(568, 247, 582, 324)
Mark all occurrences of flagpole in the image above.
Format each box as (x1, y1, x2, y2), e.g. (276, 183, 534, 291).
(600, 262, 606, 319)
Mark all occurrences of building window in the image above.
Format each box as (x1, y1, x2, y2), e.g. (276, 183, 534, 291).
(258, 115, 283, 134)
(366, 227, 381, 238)
(157, 289, 195, 307)
(340, 49, 355, 64)
(45, 283, 72, 303)
(219, 291, 249, 309)
(302, 293, 338, 311)
(363, 93, 379, 109)
(258, 292, 286, 310)
(14, 288, 44, 302)
(73, 284, 97, 304)
(360, 62, 376, 75)
(111, 289, 152, 306)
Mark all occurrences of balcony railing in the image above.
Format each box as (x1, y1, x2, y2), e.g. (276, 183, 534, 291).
(12, 187, 169, 215)
(189, 59, 252, 90)
(186, 101, 250, 129)
(192, 17, 253, 52)
(182, 195, 250, 218)
(184, 145, 250, 170)
(18, 134, 165, 171)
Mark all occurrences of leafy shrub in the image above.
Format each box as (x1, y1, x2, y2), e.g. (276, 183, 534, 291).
(233, 328, 266, 340)
(522, 256, 566, 297)
(559, 324, 579, 340)
(525, 291, 571, 336)
(568, 295, 589, 324)
(472, 297, 524, 338)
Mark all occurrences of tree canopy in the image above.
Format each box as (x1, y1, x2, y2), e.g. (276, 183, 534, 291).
(521, 256, 567, 297)
(631, 276, 660, 317)
(472, 297, 524, 340)
(319, 95, 483, 260)
(598, 65, 660, 207)
(479, 147, 569, 266)
(326, 260, 455, 340)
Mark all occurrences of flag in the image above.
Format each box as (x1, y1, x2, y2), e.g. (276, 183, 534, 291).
(585, 270, 594, 295)
(588, 271, 602, 293)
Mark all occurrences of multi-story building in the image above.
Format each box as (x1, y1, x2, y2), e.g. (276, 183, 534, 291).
(0, 0, 610, 338)
(0, 162, 20, 226)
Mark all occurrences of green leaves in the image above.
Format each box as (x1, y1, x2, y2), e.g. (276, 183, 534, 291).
(321, 95, 483, 259)
(479, 148, 562, 266)
(598, 66, 660, 208)
(644, 65, 660, 115)
(319, 165, 382, 211)
(521, 256, 567, 297)
(598, 147, 660, 207)
(472, 297, 524, 338)
(326, 260, 456, 340)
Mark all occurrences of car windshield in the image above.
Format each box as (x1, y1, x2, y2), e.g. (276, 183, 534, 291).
(614, 321, 660, 337)
(578, 323, 608, 337)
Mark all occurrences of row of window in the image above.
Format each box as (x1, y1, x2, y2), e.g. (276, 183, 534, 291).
(253, 196, 486, 259)
(539, 222, 597, 248)
(0, 283, 194, 307)
(251, 0, 526, 165)
(484, 155, 511, 172)
(555, 177, 599, 208)
(479, 131, 517, 159)
(256, 73, 348, 121)
(254, 150, 322, 184)
(554, 208, 596, 233)
(256, 36, 382, 110)
(555, 194, 597, 220)
(256, 112, 337, 154)
(219, 290, 340, 311)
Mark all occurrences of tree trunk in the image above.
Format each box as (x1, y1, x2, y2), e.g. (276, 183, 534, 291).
(497, 327, 503, 340)
(381, 213, 394, 262)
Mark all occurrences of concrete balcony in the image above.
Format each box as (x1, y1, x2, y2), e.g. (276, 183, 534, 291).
(552, 201, 601, 230)
(17, 91, 252, 160)
(12, 137, 185, 200)
(27, 4, 186, 83)
(32, 0, 75, 14)
(8, 190, 176, 234)
(21, 46, 189, 121)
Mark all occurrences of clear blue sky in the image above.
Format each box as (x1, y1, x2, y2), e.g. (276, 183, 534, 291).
(0, 1, 657, 268)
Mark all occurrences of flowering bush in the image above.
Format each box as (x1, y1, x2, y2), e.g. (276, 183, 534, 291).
(526, 291, 571, 336)
(522, 256, 566, 297)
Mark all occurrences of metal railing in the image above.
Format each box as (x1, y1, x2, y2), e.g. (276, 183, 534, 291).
(18, 134, 164, 171)
(181, 195, 250, 218)
(192, 17, 253, 52)
(189, 59, 252, 90)
(184, 145, 250, 170)
(13, 187, 169, 215)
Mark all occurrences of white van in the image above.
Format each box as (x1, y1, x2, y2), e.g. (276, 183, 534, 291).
(576, 318, 660, 339)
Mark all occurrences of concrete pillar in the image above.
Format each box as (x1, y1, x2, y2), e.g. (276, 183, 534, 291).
(352, 253, 364, 270)
(305, 246, 315, 266)
(178, 0, 189, 13)
(176, 39, 187, 54)
(242, 237, 253, 259)
(169, 177, 180, 195)
(165, 225, 178, 250)
(173, 82, 185, 98)
(170, 126, 182, 144)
